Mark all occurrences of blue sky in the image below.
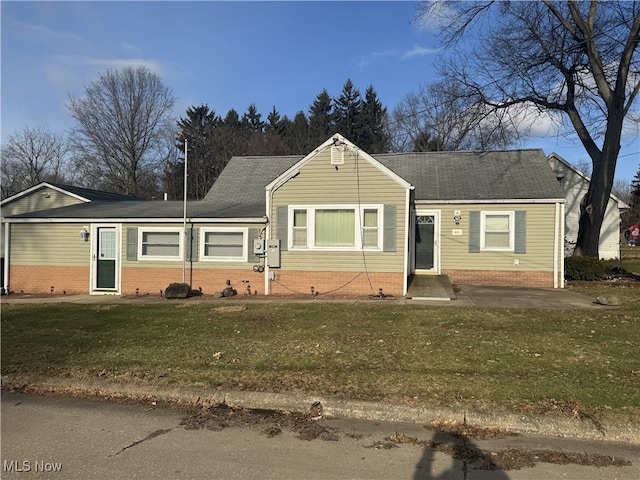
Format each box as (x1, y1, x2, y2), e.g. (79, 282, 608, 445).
(1, 1, 638, 184)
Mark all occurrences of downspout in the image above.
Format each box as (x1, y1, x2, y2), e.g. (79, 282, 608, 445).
(553, 202, 559, 289)
(264, 170, 299, 296)
(402, 188, 413, 296)
(264, 188, 271, 296)
(560, 202, 565, 288)
(3, 221, 9, 295)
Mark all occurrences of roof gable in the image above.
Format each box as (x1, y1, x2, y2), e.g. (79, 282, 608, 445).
(547, 152, 629, 209)
(265, 134, 412, 192)
(1, 182, 136, 206)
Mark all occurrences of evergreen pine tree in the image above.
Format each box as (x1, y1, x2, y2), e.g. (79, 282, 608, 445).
(284, 111, 311, 153)
(264, 106, 287, 155)
(334, 79, 362, 142)
(241, 103, 265, 133)
(359, 85, 390, 153)
(172, 104, 221, 200)
(267, 106, 284, 135)
(308, 89, 335, 146)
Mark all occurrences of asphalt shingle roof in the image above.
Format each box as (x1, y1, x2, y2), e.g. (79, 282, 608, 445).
(203, 155, 303, 205)
(375, 149, 564, 201)
(6, 149, 564, 220)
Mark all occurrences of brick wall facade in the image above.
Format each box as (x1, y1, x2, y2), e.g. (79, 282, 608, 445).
(442, 269, 554, 288)
(9, 264, 555, 296)
(268, 271, 405, 297)
(10, 265, 89, 295)
(121, 267, 264, 296)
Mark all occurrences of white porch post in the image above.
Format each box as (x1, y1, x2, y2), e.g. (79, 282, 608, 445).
(3, 222, 9, 295)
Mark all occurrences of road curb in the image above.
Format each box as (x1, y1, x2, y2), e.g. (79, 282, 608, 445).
(3, 375, 638, 445)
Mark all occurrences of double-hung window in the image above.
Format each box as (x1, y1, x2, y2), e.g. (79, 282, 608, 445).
(481, 211, 514, 251)
(292, 209, 308, 248)
(201, 228, 247, 261)
(139, 227, 183, 261)
(289, 205, 382, 250)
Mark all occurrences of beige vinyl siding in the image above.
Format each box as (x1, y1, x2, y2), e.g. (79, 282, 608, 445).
(272, 148, 407, 272)
(10, 223, 90, 266)
(2, 188, 84, 216)
(435, 203, 559, 272)
(1, 188, 85, 254)
(122, 222, 265, 269)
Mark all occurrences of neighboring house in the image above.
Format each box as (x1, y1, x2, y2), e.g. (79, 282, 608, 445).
(547, 153, 629, 259)
(2, 135, 567, 297)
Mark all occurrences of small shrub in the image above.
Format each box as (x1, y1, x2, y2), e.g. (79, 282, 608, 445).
(564, 256, 606, 281)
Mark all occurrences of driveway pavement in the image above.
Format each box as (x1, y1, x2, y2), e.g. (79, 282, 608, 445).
(448, 285, 605, 309)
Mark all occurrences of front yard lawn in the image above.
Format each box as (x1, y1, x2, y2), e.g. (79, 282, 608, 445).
(2, 284, 639, 422)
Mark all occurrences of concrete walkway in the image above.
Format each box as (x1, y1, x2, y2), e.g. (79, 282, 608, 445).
(1, 285, 609, 309)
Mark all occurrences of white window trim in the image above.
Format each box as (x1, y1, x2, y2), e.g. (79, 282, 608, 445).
(288, 204, 383, 251)
(200, 227, 248, 262)
(138, 227, 184, 261)
(481, 211, 515, 251)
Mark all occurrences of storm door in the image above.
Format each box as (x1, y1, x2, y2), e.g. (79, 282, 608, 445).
(92, 225, 120, 293)
(414, 211, 439, 272)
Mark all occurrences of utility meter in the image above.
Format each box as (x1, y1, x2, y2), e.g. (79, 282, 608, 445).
(253, 239, 266, 255)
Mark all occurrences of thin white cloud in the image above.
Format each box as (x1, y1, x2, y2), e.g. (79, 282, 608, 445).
(354, 44, 438, 70)
(8, 20, 85, 44)
(119, 42, 143, 56)
(48, 54, 170, 77)
(401, 45, 440, 60)
(354, 49, 399, 70)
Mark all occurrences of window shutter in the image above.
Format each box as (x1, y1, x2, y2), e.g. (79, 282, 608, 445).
(185, 228, 199, 262)
(248, 228, 261, 262)
(514, 211, 526, 254)
(469, 211, 480, 253)
(277, 206, 288, 251)
(383, 204, 397, 252)
(126, 228, 138, 261)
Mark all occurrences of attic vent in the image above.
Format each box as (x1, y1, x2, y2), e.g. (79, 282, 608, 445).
(331, 145, 344, 165)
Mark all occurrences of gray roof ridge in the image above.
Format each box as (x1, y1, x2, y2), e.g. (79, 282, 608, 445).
(46, 182, 137, 199)
(374, 148, 545, 156)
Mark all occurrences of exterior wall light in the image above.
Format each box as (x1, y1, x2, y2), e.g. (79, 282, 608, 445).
(80, 226, 90, 241)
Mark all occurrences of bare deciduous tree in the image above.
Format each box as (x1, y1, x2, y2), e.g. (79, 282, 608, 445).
(67, 66, 176, 198)
(390, 81, 518, 152)
(1, 125, 71, 199)
(419, 1, 640, 258)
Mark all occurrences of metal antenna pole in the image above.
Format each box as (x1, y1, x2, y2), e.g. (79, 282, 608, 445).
(182, 139, 188, 283)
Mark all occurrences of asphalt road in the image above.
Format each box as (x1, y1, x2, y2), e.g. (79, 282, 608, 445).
(1, 392, 638, 480)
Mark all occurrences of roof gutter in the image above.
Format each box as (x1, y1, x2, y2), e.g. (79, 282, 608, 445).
(415, 198, 566, 205)
(3, 217, 269, 224)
